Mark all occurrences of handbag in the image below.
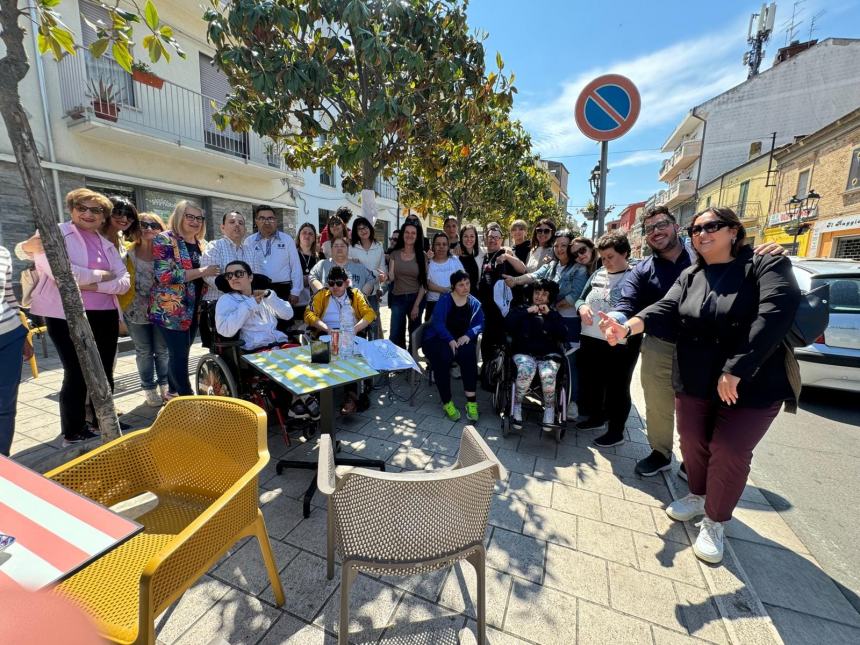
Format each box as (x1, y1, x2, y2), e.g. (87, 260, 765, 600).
(785, 282, 830, 348)
(19, 266, 39, 308)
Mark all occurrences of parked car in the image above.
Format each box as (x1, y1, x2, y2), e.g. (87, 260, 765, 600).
(790, 257, 860, 393)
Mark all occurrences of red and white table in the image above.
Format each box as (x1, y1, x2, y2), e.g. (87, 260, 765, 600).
(0, 455, 142, 590)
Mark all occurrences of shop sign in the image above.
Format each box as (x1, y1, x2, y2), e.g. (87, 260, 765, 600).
(767, 206, 818, 227)
(808, 213, 860, 256)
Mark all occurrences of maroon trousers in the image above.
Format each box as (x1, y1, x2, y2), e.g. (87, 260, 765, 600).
(675, 393, 781, 522)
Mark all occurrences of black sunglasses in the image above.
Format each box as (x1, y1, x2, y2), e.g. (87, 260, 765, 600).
(327, 279, 345, 287)
(643, 220, 672, 235)
(111, 211, 136, 221)
(574, 246, 590, 256)
(139, 222, 162, 231)
(688, 221, 732, 237)
(224, 269, 248, 279)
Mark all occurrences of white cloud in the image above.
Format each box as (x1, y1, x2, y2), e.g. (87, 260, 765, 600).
(514, 16, 750, 158)
(612, 150, 665, 168)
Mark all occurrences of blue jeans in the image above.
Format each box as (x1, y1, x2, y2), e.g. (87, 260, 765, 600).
(0, 325, 26, 455)
(126, 320, 169, 391)
(563, 317, 582, 402)
(156, 326, 194, 395)
(388, 292, 422, 353)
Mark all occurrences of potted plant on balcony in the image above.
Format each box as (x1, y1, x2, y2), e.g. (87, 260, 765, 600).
(131, 61, 164, 89)
(87, 79, 121, 122)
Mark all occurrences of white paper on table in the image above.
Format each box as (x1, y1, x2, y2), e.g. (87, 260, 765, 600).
(355, 337, 422, 373)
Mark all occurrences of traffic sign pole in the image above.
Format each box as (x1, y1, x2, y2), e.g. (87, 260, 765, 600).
(597, 141, 608, 238)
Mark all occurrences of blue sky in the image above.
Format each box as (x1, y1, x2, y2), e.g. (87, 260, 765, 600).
(466, 0, 860, 225)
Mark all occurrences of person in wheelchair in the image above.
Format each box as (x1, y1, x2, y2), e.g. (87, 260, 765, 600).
(504, 279, 568, 430)
(214, 261, 318, 422)
(304, 265, 377, 416)
(214, 261, 295, 351)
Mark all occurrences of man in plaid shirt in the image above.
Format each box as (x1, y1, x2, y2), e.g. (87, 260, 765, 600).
(199, 210, 247, 347)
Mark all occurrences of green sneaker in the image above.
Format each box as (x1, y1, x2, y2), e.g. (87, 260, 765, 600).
(465, 402, 479, 422)
(442, 401, 461, 421)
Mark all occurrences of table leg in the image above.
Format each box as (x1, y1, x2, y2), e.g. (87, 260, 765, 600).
(276, 387, 386, 519)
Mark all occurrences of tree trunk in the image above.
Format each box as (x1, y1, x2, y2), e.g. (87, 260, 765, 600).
(0, 1, 120, 445)
(361, 159, 379, 223)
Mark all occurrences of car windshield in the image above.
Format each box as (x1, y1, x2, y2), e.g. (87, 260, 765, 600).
(813, 277, 860, 314)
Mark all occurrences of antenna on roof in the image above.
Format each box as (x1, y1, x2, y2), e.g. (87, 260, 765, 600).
(744, 3, 777, 78)
(808, 9, 825, 40)
(782, 0, 805, 45)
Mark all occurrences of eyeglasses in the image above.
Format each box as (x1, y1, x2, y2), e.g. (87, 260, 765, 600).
(643, 220, 672, 235)
(111, 212, 135, 222)
(535, 228, 553, 235)
(256, 216, 277, 223)
(574, 246, 590, 256)
(486, 232, 502, 240)
(139, 222, 162, 231)
(74, 204, 105, 215)
(184, 212, 205, 223)
(688, 221, 732, 237)
(327, 279, 345, 287)
(389, 237, 398, 241)
(224, 269, 247, 279)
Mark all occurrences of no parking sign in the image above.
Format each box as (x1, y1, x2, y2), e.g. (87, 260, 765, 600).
(574, 74, 641, 142)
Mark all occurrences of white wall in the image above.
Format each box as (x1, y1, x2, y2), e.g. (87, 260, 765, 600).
(697, 39, 860, 187)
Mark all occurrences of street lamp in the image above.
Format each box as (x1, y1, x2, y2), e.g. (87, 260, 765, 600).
(785, 189, 821, 256)
(588, 163, 601, 201)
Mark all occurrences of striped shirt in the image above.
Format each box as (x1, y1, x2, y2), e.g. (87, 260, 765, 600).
(200, 237, 247, 301)
(0, 246, 23, 335)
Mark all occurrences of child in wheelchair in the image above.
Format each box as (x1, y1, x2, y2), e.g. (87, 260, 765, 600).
(504, 279, 568, 430)
(214, 260, 319, 421)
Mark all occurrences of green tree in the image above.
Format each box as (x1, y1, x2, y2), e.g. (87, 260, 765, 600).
(203, 0, 489, 219)
(0, 0, 182, 451)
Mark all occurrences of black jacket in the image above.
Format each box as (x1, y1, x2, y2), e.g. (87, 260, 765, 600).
(638, 247, 800, 407)
(505, 305, 568, 358)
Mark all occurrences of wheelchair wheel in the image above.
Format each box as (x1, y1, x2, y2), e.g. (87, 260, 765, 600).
(196, 355, 239, 398)
(493, 379, 506, 415)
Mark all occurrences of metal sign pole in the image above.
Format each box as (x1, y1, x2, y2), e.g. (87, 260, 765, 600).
(597, 140, 608, 238)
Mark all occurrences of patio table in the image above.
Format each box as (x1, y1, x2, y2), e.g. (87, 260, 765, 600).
(0, 455, 142, 590)
(242, 345, 386, 517)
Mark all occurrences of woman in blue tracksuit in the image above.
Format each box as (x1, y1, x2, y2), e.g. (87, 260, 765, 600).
(422, 270, 484, 423)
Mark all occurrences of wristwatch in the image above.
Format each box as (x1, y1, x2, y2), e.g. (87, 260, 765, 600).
(623, 323, 632, 338)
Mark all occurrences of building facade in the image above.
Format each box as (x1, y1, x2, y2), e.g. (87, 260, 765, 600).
(769, 107, 860, 258)
(649, 38, 860, 232)
(696, 150, 782, 246)
(0, 0, 403, 277)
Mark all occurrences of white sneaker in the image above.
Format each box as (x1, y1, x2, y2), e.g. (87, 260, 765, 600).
(511, 401, 523, 429)
(542, 407, 556, 427)
(566, 401, 579, 421)
(159, 384, 170, 400)
(144, 389, 163, 407)
(693, 517, 724, 564)
(666, 493, 706, 522)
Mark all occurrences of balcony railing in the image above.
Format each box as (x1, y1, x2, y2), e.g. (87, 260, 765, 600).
(656, 178, 695, 207)
(56, 52, 288, 172)
(658, 139, 702, 182)
(374, 176, 398, 201)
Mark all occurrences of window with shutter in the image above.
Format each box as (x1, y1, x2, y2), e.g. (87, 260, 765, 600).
(847, 148, 860, 191)
(199, 53, 248, 158)
(79, 1, 135, 107)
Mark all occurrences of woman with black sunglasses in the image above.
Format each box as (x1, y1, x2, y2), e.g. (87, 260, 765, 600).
(527, 218, 557, 271)
(599, 207, 801, 565)
(102, 196, 140, 253)
(122, 212, 170, 406)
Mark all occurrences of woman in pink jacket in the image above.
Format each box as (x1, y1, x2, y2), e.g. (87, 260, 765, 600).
(27, 188, 130, 445)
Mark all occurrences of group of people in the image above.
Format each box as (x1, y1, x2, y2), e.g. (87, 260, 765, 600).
(409, 207, 801, 566)
(4, 190, 804, 565)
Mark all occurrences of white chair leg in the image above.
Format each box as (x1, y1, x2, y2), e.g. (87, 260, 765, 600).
(327, 499, 335, 580)
(467, 547, 487, 645)
(339, 563, 357, 645)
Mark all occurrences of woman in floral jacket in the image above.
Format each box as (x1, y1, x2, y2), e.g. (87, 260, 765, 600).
(150, 200, 218, 395)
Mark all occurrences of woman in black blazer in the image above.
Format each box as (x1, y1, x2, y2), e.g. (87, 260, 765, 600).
(599, 207, 800, 564)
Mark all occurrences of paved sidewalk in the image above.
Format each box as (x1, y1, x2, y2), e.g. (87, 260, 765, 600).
(11, 325, 858, 644)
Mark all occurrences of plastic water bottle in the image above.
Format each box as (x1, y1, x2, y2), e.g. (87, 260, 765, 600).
(339, 302, 355, 359)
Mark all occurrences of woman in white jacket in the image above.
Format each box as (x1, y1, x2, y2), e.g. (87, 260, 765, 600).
(214, 261, 294, 350)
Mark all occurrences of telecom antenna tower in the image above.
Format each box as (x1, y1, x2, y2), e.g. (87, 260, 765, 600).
(744, 3, 777, 78)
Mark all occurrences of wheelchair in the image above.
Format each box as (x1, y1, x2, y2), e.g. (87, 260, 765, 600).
(491, 337, 571, 443)
(195, 287, 317, 446)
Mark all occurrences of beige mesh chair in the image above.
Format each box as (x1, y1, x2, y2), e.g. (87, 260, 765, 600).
(318, 426, 505, 645)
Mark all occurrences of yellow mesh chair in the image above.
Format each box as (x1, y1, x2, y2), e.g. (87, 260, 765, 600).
(46, 396, 286, 645)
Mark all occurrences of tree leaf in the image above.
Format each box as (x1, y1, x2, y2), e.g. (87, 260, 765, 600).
(90, 37, 110, 59)
(144, 0, 159, 31)
(112, 42, 134, 73)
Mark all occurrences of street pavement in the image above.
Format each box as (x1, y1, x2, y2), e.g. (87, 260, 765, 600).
(749, 387, 860, 615)
(9, 314, 860, 644)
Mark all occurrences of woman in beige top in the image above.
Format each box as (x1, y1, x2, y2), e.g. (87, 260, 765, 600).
(387, 222, 427, 352)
